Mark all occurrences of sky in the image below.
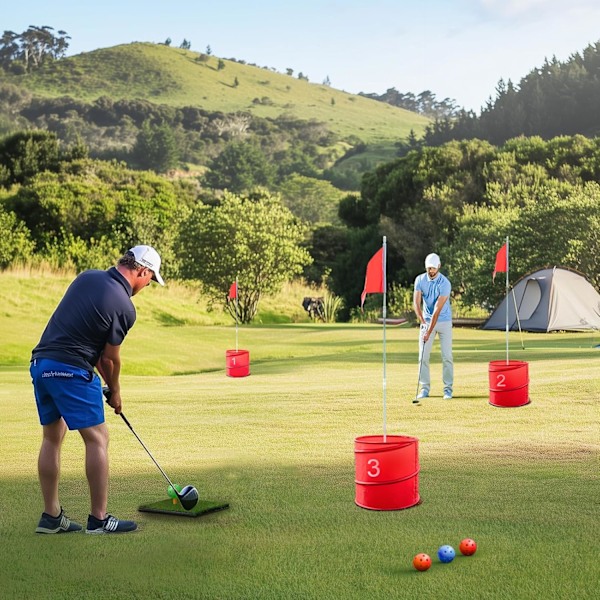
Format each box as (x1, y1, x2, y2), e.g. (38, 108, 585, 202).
(4, 0, 600, 112)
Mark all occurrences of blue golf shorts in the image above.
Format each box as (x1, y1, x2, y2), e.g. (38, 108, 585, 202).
(30, 358, 104, 430)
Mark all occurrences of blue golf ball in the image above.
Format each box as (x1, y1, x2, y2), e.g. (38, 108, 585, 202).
(437, 545, 456, 563)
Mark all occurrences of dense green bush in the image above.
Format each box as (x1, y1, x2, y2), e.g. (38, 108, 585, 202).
(0, 205, 35, 267)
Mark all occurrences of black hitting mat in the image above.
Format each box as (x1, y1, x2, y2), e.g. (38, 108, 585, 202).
(138, 498, 229, 518)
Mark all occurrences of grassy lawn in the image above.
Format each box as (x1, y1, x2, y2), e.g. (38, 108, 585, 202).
(1, 286, 598, 600)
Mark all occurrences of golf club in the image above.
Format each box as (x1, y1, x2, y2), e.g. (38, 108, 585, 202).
(412, 326, 427, 405)
(102, 387, 199, 510)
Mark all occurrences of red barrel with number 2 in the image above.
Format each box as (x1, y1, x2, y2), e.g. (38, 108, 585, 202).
(488, 360, 530, 407)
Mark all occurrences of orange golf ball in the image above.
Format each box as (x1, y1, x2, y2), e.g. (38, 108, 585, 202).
(413, 553, 432, 571)
(459, 538, 477, 556)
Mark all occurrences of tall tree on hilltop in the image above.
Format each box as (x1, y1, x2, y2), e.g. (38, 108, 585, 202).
(0, 26, 70, 72)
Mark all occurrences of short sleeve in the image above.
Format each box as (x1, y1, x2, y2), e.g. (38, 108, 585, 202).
(106, 309, 136, 346)
(439, 278, 451, 296)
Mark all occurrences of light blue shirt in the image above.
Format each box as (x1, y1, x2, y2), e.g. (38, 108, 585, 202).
(414, 272, 452, 322)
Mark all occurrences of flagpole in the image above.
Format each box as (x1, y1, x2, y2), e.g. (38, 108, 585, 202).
(382, 236, 387, 443)
(235, 276, 239, 352)
(505, 236, 509, 364)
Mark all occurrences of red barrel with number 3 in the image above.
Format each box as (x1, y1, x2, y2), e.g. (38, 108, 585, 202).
(488, 360, 530, 407)
(354, 435, 420, 510)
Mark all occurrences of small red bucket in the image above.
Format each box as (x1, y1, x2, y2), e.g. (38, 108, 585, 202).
(226, 349, 250, 377)
(354, 435, 420, 511)
(488, 360, 530, 407)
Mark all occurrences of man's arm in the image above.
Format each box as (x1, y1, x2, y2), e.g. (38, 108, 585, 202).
(413, 289, 425, 325)
(96, 342, 123, 414)
(425, 295, 449, 341)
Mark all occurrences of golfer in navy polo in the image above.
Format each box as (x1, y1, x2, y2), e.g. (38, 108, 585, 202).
(30, 245, 164, 534)
(413, 252, 454, 401)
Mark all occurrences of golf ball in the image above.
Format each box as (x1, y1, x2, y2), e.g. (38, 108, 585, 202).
(459, 538, 477, 556)
(167, 483, 182, 498)
(412, 553, 432, 571)
(437, 545, 455, 563)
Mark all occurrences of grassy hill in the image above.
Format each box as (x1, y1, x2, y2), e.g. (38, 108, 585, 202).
(8, 42, 429, 145)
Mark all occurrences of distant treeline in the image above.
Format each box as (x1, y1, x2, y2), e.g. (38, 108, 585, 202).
(423, 41, 600, 146)
(359, 88, 460, 120)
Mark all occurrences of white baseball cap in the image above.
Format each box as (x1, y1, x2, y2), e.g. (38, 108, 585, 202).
(425, 253, 441, 269)
(129, 245, 164, 285)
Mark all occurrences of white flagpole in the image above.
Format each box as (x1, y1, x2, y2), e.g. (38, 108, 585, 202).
(235, 276, 239, 352)
(505, 236, 509, 364)
(382, 236, 387, 443)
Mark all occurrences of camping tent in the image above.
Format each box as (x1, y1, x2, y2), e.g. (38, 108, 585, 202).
(482, 267, 600, 332)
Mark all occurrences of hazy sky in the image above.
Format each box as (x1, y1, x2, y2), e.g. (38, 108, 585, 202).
(5, 0, 600, 112)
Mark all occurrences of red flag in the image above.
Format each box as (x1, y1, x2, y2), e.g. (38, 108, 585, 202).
(228, 281, 237, 299)
(493, 243, 507, 282)
(361, 248, 384, 308)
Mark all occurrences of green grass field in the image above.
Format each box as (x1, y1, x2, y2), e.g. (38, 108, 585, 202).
(1, 273, 598, 599)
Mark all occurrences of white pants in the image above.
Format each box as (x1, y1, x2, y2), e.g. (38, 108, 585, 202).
(418, 320, 453, 393)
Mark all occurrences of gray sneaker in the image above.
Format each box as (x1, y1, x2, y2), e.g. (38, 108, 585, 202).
(36, 508, 82, 534)
(443, 389, 453, 400)
(86, 514, 137, 534)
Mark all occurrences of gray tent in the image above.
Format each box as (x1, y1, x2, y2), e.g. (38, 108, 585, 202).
(483, 267, 600, 332)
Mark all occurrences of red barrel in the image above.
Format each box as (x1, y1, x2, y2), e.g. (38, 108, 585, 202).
(226, 349, 250, 377)
(354, 435, 420, 510)
(488, 360, 530, 407)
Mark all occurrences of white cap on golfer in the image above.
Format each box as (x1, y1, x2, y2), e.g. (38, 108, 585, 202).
(129, 245, 164, 286)
(425, 253, 441, 269)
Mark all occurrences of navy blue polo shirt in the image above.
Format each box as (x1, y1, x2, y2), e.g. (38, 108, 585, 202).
(31, 267, 136, 372)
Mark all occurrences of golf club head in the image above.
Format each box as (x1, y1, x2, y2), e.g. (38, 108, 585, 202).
(178, 485, 199, 510)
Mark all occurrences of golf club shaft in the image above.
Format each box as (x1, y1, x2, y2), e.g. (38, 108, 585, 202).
(103, 390, 184, 500)
(117, 411, 178, 492)
(414, 329, 426, 401)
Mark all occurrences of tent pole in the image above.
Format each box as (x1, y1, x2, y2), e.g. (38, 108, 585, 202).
(510, 287, 525, 349)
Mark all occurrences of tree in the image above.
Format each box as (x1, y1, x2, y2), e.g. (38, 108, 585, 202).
(0, 130, 61, 186)
(204, 141, 276, 192)
(0, 26, 70, 72)
(180, 39, 191, 50)
(0, 205, 35, 267)
(177, 191, 312, 322)
(217, 59, 225, 71)
(132, 120, 180, 173)
(278, 174, 343, 224)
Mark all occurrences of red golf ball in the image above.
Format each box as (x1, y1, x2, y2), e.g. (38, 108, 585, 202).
(413, 553, 432, 571)
(459, 538, 477, 556)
